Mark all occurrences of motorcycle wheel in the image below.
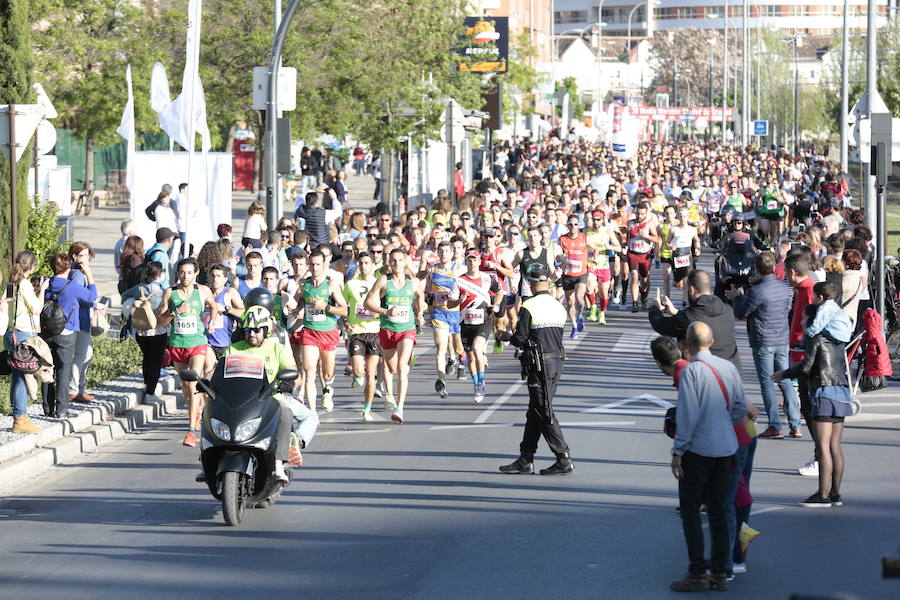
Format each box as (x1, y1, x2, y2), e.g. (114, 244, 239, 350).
(221, 471, 246, 526)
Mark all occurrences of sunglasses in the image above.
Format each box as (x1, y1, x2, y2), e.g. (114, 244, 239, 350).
(372, 250, 384, 254)
(281, 234, 292, 239)
(245, 327, 265, 334)
(509, 231, 521, 236)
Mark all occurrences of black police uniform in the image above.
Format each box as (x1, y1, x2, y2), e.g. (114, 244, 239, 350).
(501, 263, 573, 475)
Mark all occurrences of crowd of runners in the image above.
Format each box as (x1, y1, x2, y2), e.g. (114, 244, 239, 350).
(122, 139, 887, 445)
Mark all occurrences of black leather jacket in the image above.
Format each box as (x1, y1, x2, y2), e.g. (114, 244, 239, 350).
(782, 334, 848, 390)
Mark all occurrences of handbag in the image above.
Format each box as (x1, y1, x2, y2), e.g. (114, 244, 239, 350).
(91, 305, 110, 337)
(7, 340, 40, 373)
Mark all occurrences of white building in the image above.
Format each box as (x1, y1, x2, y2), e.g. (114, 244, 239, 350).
(553, 0, 888, 37)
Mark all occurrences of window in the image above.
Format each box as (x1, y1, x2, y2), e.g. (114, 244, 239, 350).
(556, 10, 587, 24)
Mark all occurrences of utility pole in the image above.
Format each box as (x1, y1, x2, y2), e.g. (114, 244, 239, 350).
(722, 0, 729, 144)
(839, 0, 850, 171)
(793, 37, 800, 155)
(741, 0, 750, 146)
(864, 0, 878, 234)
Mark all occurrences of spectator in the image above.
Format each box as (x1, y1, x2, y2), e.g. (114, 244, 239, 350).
(669, 322, 747, 593)
(216, 223, 233, 242)
(146, 228, 177, 289)
(840, 249, 865, 326)
(170, 183, 188, 253)
(113, 219, 136, 276)
(67, 241, 98, 404)
(649, 269, 741, 371)
(242, 200, 267, 248)
(785, 253, 819, 477)
(121, 261, 167, 402)
(195, 241, 221, 288)
(117, 235, 145, 294)
(822, 255, 845, 303)
(775, 299, 851, 508)
(330, 169, 349, 206)
(729, 251, 801, 439)
(4, 251, 48, 433)
(651, 335, 689, 387)
(299, 146, 317, 199)
(296, 190, 329, 247)
(44, 253, 97, 418)
(153, 185, 179, 260)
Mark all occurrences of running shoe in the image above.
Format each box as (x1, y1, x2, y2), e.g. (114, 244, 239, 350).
(493, 340, 503, 354)
(597, 310, 606, 325)
(383, 391, 397, 411)
(446, 358, 458, 379)
(391, 408, 404, 424)
(473, 383, 485, 403)
(798, 459, 819, 477)
(435, 379, 448, 399)
(801, 493, 831, 508)
(789, 428, 803, 438)
(374, 386, 384, 400)
(732, 563, 747, 574)
(587, 306, 598, 322)
(576, 315, 585, 332)
(361, 406, 374, 423)
(631, 302, 639, 313)
(829, 493, 843, 506)
(457, 365, 468, 380)
(322, 387, 334, 412)
(273, 460, 288, 483)
(343, 364, 352, 376)
(570, 328, 578, 339)
(351, 375, 364, 388)
(408, 353, 417, 367)
(288, 434, 303, 467)
(182, 431, 197, 447)
(613, 290, 622, 305)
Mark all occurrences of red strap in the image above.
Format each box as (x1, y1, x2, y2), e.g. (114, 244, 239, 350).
(698, 360, 729, 409)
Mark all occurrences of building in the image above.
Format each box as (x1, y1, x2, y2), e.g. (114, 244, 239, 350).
(553, 0, 888, 37)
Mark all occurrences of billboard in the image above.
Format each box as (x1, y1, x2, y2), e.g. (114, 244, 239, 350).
(458, 17, 508, 73)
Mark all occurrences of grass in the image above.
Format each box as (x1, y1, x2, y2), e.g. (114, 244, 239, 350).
(889, 212, 900, 257)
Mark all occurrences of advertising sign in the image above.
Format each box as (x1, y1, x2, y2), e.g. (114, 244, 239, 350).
(458, 17, 508, 73)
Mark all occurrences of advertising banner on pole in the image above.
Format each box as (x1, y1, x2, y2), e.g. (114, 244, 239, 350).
(457, 17, 508, 73)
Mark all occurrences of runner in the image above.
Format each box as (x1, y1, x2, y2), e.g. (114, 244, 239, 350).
(657, 205, 676, 301)
(424, 241, 462, 399)
(156, 257, 220, 447)
(237, 251, 264, 297)
(478, 227, 515, 353)
(341, 251, 383, 422)
(364, 248, 425, 424)
(457, 250, 502, 403)
(666, 207, 702, 306)
(205, 264, 244, 360)
(296, 250, 348, 412)
(557, 214, 590, 338)
(625, 201, 660, 313)
(585, 210, 621, 325)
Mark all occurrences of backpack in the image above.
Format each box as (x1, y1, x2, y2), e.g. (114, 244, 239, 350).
(145, 200, 159, 221)
(131, 287, 160, 331)
(40, 278, 75, 338)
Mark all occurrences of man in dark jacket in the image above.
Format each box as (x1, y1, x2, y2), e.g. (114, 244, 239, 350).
(296, 190, 328, 247)
(649, 269, 741, 371)
(728, 251, 801, 439)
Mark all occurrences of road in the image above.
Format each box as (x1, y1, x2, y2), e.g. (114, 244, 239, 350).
(2, 281, 899, 599)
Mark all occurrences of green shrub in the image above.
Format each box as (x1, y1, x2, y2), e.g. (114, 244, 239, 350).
(25, 200, 68, 277)
(1, 336, 143, 415)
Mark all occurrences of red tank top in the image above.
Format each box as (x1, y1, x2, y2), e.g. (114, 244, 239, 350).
(479, 247, 508, 293)
(558, 233, 588, 276)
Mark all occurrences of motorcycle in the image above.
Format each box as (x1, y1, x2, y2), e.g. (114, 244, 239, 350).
(181, 361, 299, 526)
(714, 232, 757, 302)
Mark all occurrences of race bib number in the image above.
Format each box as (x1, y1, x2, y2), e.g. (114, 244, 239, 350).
(307, 307, 326, 322)
(463, 307, 485, 325)
(223, 354, 265, 380)
(674, 254, 692, 269)
(629, 239, 650, 254)
(174, 316, 198, 335)
(387, 306, 410, 323)
(355, 305, 375, 319)
(766, 200, 779, 211)
(434, 291, 449, 306)
(566, 259, 583, 274)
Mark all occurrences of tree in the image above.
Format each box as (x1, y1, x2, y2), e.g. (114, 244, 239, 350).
(32, 0, 179, 190)
(0, 0, 35, 271)
(554, 76, 585, 121)
(646, 29, 724, 108)
(497, 31, 543, 123)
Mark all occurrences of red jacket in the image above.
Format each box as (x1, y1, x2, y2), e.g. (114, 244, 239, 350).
(863, 309, 893, 377)
(789, 277, 815, 362)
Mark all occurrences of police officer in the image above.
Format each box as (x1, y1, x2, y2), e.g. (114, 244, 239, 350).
(498, 262, 574, 475)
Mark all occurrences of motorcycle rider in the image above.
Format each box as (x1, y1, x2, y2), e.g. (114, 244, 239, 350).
(221, 305, 317, 481)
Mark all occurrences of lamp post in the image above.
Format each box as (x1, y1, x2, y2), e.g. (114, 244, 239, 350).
(722, 0, 729, 144)
(839, 0, 849, 171)
(597, 0, 608, 119)
(626, 0, 660, 53)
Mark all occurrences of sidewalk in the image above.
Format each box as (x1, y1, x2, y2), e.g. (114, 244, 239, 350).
(71, 171, 377, 299)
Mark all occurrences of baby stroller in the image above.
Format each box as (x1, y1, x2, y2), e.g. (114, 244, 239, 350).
(846, 308, 895, 415)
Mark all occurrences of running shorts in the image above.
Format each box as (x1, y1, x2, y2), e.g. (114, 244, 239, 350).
(627, 252, 652, 278)
(299, 327, 340, 352)
(348, 332, 383, 357)
(431, 307, 461, 335)
(379, 328, 416, 350)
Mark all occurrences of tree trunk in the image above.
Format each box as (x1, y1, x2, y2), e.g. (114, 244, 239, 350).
(85, 136, 95, 190)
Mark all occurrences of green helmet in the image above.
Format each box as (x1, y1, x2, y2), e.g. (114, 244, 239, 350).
(240, 305, 273, 337)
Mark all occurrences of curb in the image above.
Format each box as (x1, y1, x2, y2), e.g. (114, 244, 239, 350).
(0, 373, 183, 495)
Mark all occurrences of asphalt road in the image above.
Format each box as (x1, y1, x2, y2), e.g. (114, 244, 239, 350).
(2, 270, 900, 599)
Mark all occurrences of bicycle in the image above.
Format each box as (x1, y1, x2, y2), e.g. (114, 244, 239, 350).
(72, 180, 96, 216)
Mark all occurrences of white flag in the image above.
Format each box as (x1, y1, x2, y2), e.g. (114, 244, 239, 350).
(116, 64, 136, 195)
(158, 0, 210, 152)
(150, 62, 171, 119)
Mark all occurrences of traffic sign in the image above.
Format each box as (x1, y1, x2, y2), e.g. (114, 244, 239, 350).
(752, 120, 768, 136)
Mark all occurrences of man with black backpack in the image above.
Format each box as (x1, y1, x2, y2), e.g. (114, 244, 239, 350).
(145, 228, 177, 288)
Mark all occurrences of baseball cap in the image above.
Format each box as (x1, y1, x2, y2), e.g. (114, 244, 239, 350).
(464, 249, 480, 260)
(592, 210, 605, 219)
(481, 227, 497, 237)
(432, 213, 447, 226)
(525, 262, 550, 282)
(156, 227, 177, 242)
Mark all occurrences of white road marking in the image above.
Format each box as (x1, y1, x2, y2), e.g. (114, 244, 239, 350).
(430, 423, 516, 430)
(704, 506, 784, 529)
(316, 428, 392, 435)
(431, 421, 635, 431)
(472, 332, 589, 424)
(606, 331, 656, 356)
(583, 393, 674, 416)
(856, 402, 900, 408)
(558, 421, 637, 426)
(846, 412, 900, 422)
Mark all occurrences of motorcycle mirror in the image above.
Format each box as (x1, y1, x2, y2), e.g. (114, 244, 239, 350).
(277, 369, 300, 382)
(180, 369, 199, 382)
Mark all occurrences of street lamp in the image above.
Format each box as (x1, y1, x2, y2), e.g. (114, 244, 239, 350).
(626, 0, 660, 53)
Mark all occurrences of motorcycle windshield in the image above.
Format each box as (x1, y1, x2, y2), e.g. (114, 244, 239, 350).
(208, 357, 269, 410)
